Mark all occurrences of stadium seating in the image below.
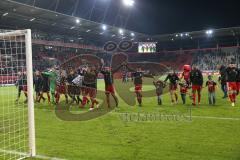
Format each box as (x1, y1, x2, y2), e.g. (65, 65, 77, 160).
(1, 43, 239, 85)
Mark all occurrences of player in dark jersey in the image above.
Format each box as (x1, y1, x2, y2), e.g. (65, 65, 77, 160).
(101, 59, 122, 108)
(34, 71, 43, 103)
(236, 68, 240, 95)
(15, 71, 28, 103)
(190, 66, 203, 106)
(226, 63, 238, 107)
(81, 65, 100, 110)
(56, 71, 68, 104)
(164, 71, 180, 104)
(125, 64, 154, 106)
(40, 73, 51, 103)
(67, 69, 78, 104)
(15, 72, 23, 102)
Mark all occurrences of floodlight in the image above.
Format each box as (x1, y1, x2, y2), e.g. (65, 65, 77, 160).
(76, 19, 80, 24)
(119, 29, 124, 35)
(102, 24, 107, 31)
(206, 29, 213, 35)
(29, 18, 36, 22)
(122, 0, 135, 7)
(3, 12, 8, 16)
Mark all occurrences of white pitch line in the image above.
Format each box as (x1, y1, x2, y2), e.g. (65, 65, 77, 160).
(191, 115, 240, 121)
(114, 112, 240, 121)
(0, 149, 67, 160)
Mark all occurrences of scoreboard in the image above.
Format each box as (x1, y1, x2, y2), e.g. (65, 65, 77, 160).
(138, 42, 157, 53)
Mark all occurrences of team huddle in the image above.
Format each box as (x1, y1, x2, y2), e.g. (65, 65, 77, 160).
(15, 60, 240, 109)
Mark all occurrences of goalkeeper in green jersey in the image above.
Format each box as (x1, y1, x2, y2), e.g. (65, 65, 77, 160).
(42, 68, 58, 104)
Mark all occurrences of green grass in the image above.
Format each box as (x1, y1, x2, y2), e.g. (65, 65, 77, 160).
(1, 76, 240, 160)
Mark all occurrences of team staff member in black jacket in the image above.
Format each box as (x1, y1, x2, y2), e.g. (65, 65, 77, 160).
(218, 65, 228, 98)
(226, 63, 238, 107)
(190, 66, 203, 106)
(164, 71, 179, 104)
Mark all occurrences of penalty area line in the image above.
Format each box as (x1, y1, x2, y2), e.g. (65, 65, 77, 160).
(191, 115, 240, 121)
(112, 112, 240, 121)
(0, 149, 67, 160)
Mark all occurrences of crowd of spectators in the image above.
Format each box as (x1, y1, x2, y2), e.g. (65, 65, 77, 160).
(192, 48, 240, 71)
(1, 45, 240, 80)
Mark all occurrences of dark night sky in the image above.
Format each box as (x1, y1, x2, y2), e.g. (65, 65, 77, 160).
(127, 0, 240, 34)
(14, 0, 240, 35)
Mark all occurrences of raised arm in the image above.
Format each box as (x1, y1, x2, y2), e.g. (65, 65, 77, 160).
(42, 71, 51, 76)
(164, 74, 169, 82)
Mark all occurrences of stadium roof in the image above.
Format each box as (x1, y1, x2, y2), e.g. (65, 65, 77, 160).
(153, 27, 240, 42)
(0, 0, 149, 45)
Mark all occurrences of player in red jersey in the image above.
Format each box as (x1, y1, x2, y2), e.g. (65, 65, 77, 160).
(190, 66, 203, 106)
(125, 64, 154, 106)
(226, 63, 238, 107)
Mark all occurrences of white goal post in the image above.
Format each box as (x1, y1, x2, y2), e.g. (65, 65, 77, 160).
(0, 29, 36, 159)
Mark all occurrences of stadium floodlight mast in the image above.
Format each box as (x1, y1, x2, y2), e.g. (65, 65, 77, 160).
(122, 0, 135, 7)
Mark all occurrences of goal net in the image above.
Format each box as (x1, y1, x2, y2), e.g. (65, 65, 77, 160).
(0, 30, 35, 160)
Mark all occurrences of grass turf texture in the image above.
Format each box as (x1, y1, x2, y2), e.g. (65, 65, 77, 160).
(0, 76, 240, 160)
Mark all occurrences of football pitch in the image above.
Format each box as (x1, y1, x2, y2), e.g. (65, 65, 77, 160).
(1, 77, 240, 160)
